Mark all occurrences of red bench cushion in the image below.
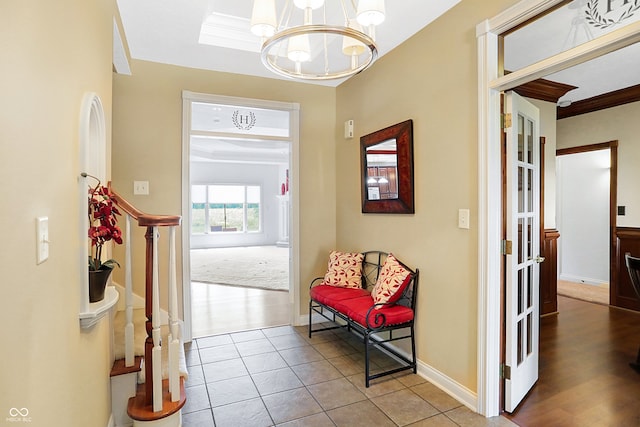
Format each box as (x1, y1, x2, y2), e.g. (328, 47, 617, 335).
(310, 285, 370, 308)
(334, 296, 414, 328)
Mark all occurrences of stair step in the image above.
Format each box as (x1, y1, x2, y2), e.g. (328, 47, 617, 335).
(127, 378, 186, 422)
(110, 356, 143, 377)
(113, 308, 147, 359)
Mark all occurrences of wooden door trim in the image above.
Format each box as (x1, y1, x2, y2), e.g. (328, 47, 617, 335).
(556, 140, 618, 306)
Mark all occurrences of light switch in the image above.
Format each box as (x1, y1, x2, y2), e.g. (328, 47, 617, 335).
(458, 209, 470, 229)
(133, 180, 149, 195)
(36, 217, 49, 264)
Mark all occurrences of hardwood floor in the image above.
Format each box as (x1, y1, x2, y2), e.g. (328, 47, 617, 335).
(506, 296, 640, 426)
(191, 281, 290, 338)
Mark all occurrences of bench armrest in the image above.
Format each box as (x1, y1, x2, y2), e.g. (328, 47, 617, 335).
(309, 277, 324, 289)
(365, 302, 393, 330)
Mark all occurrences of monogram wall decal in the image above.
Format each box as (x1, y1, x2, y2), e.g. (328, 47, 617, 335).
(585, 0, 640, 29)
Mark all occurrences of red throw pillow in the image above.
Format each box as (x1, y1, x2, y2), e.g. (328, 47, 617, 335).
(371, 254, 411, 308)
(322, 251, 364, 289)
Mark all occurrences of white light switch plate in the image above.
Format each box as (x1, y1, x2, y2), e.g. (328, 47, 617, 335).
(133, 180, 149, 195)
(36, 216, 49, 264)
(458, 209, 470, 229)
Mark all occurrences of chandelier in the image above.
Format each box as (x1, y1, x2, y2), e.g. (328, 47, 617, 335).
(250, 0, 385, 80)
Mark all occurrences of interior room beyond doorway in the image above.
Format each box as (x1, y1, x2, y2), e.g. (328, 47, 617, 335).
(183, 93, 297, 339)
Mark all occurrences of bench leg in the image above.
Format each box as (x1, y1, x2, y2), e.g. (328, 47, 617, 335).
(364, 331, 371, 388)
(410, 325, 417, 374)
(308, 300, 313, 338)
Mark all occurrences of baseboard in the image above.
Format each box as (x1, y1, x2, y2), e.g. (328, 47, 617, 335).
(558, 274, 608, 287)
(416, 359, 478, 412)
(106, 414, 115, 427)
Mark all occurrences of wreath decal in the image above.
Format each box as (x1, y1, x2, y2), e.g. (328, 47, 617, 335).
(585, 0, 640, 29)
(232, 111, 256, 131)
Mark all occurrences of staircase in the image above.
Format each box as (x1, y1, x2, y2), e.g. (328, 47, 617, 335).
(108, 185, 187, 427)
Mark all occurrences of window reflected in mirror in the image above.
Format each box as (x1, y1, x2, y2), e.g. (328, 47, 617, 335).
(366, 139, 398, 200)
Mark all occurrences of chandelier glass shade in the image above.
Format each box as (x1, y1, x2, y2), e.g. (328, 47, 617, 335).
(251, 0, 384, 80)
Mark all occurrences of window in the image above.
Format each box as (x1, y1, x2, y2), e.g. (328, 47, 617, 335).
(191, 184, 261, 234)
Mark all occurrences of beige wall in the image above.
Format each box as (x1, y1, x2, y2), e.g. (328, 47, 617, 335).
(557, 101, 640, 227)
(0, 1, 114, 426)
(335, 0, 520, 390)
(112, 60, 337, 315)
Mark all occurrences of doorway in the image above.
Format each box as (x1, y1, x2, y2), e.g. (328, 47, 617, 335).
(477, 0, 640, 417)
(181, 91, 300, 341)
(556, 142, 617, 306)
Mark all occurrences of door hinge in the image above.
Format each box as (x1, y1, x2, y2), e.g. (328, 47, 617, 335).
(501, 113, 512, 129)
(501, 364, 512, 380)
(501, 240, 512, 255)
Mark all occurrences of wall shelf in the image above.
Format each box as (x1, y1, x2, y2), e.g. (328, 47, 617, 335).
(79, 286, 119, 329)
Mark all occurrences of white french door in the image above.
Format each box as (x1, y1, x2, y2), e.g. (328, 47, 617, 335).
(504, 91, 542, 413)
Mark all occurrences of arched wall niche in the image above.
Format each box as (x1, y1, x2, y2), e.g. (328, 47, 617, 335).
(78, 92, 108, 317)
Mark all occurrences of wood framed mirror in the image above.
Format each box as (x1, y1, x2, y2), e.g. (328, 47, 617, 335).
(360, 119, 414, 214)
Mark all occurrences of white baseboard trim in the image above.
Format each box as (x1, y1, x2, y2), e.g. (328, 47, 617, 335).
(416, 359, 478, 412)
(107, 414, 115, 427)
(558, 274, 608, 287)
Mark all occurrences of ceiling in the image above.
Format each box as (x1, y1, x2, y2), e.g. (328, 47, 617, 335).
(116, 0, 462, 87)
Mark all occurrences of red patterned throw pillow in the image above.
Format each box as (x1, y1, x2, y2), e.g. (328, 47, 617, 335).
(371, 254, 411, 308)
(322, 251, 364, 289)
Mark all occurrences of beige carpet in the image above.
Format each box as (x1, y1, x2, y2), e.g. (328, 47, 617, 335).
(190, 246, 289, 291)
(557, 279, 609, 305)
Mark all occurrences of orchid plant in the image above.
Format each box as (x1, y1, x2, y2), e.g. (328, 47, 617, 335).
(87, 180, 122, 271)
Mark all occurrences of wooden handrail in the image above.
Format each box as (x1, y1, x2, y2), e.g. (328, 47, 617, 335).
(109, 182, 181, 227)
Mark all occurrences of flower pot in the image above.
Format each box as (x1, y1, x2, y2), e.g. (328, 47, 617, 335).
(88, 267, 113, 303)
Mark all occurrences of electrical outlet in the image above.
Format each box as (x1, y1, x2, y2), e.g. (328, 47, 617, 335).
(133, 180, 149, 195)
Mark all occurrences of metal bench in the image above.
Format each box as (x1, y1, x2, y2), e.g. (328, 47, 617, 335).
(308, 251, 419, 387)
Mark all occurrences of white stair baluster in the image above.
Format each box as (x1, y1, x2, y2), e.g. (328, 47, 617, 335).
(168, 226, 180, 401)
(151, 226, 162, 412)
(124, 214, 134, 367)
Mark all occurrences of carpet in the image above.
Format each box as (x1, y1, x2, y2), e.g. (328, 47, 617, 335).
(557, 280, 609, 306)
(190, 246, 289, 291)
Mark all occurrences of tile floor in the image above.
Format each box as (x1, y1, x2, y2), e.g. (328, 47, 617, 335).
(182, 324, 516, 427)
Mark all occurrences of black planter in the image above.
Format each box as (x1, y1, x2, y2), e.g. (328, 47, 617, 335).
(88, 267, 113, 303)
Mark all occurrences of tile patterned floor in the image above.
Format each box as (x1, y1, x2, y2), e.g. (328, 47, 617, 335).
(182, 324, 516, 427)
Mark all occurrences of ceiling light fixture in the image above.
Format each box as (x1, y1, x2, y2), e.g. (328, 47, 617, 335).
(250, 0, 384, 80)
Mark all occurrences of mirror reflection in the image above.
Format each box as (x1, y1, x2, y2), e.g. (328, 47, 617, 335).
(365, 139, 398, 200)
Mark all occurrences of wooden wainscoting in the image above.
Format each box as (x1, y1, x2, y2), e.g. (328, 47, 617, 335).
(540, 229, 560, 316)
(614, 227, 640, 311)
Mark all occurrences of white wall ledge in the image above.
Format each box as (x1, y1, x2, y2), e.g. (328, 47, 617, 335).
(80, 286, 119, 329)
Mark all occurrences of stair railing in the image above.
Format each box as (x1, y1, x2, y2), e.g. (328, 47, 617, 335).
(110, 184, 182, 412)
